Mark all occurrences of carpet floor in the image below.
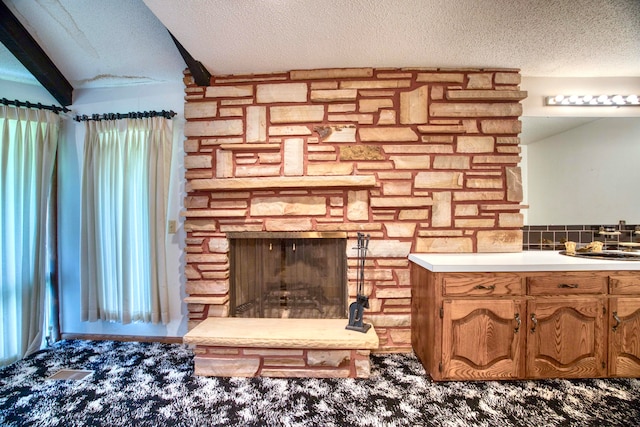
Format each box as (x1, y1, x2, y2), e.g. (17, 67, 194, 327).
(0, 340, 638, 426)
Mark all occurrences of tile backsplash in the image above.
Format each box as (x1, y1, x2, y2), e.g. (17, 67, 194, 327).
(522, 224, 640, 251)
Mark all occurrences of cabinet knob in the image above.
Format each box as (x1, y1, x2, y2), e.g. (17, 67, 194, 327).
(558, 283, 579, 288)
(514, 313, 521, 333)
(473, 284, 496, 291)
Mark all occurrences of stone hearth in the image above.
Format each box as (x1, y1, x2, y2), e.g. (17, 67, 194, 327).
(184, 318, 379, 378)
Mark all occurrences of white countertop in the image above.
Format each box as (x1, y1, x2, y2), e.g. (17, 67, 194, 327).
(409, 251, 640, 272)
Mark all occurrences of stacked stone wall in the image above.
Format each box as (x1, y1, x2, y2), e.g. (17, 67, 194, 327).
(182, 67, 526, 352)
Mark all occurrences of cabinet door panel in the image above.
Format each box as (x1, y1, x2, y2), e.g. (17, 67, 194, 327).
(609, 297, 640, 377)
(527, 297, 606, 378)
(442, 299, 525, 380)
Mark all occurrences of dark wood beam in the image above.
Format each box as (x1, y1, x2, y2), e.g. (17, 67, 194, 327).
(0, 1, 73, 106)
(169, 31, 211, 86)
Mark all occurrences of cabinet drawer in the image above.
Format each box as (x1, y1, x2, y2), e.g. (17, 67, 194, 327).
(442, 273, 523, 296)
(609, 274, 640, 294)
(527, 275, 606, 295)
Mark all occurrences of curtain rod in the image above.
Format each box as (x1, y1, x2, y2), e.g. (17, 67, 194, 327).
(1, 97, 70, 114)
(73, 110, 177, 122)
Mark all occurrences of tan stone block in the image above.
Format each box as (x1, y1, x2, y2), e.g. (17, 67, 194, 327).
(307, 350, 351, 367)
(207, 238, 229, 253)
(328, 114, 373, 124)
(359, 98, 394, 113)
(262, 357, 307, 367)
(384, 223, 416, 238)
(307, 163, 354, 176)
(455, 218, 495, 228)
(418, 230, 463, 237)
(359, 127, 418, 142)
(480, 119, 522, 134)
(370, 197, 433, 208)
(308, 153, 337, 161)
(497, 137, 520, 145)
(432, 191, 452, 227)
(341, 80, 411, 89)
(193, 356, 260, 377)
(416, 73, 464, 83)
(467, 178, 503, 189)
(184, 140, 199, 153)
(186, 253, 228, 263)
(205, 85, 253, 98)
(185, 196, 209, 209)
(415, 237, 473, 252)
(340, 145, 384, 161)
(245, 106, 266, 142)
(315, 125, 357, 142)
(432, 155, 470, 169)
(477, 230, 523, 253)
(446, 90, 527, 101)
(400, 85, 429, 124)
(250, 196, 327, 216)
(455, 204, 479, 216)
(495, 73, 521, 85)
(457, 136, 494, 153)
(204, 347, 238, 355)
(347, 190, 369, 221)
(185, 101, 217, 119)
(389, 155, 430, 169)
(399, 209, 429, 220)
(355, 359, 371, 378)
(270, 105, 325, 123)
(506, 166, 523, 202)
(185, 265, 202, 280)
(377, 110, 396, 125)
(382, 181, 412, 196)
(291, 68, 373, 80)
(183, 219, 217, 232)
(466, 73, 493, 89)
(219, 107, 243, 117)
(311, 81, 338, 90)
(265, 218, 313, 231)
(415, 171, 463, 189)
(417, 124, 465, 133)
(328, 103, 356, 113)
(310, 89, 357, 102)
(473, 155, 520, 164)
(389, 329, 412, 345)
(201, 137, 244, 146)
(499, 213, 524, 228)
(257, 83, 308, 103)
(430, 103, 522, 117)
(284, 138, 304, 176)
(185, 170, 214, 179)
(453, 191, 504, 201)
(185, 120, 243, 137)
(375, 287, 411, 298)
(269, 125, 312, 136)
(215, 150, 233, 178)
(235, 165, 280, 177)
(497, 146, 521, 154)
(207, 305, 230, 317)
(366, 314, 410, 327)
(260, 368, 351, 378)
(243, 349, 304, 356)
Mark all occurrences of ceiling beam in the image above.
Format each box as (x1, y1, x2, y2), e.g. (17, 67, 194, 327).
(0, 1, 73, 106)
(169, 31, 211, 86)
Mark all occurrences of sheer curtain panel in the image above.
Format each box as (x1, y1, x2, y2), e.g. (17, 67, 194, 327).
(81, 117, 172, 325)
(0, 105, 59, 365)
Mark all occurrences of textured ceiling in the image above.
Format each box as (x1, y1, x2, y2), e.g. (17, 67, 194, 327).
(1, 0, 639, 91)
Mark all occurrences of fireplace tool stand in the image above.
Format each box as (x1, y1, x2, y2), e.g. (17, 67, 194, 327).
(346, 232, 372, 333)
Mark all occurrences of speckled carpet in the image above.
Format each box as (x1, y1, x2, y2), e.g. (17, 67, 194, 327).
(0, 340, 638, 426)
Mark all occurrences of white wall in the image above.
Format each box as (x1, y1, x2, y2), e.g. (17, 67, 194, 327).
(59, 83, 187, 337)
(526, 118, 640, 225)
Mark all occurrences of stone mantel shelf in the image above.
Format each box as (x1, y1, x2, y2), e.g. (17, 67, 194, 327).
(186, 175, 377, 191)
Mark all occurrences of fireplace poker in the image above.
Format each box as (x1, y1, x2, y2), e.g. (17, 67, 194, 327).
(346, 232, 372, 333)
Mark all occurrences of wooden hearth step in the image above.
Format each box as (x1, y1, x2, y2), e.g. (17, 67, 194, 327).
(184, 318, 379, 378)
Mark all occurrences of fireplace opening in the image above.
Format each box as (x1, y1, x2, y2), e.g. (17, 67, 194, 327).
(229, 232, 348, 319)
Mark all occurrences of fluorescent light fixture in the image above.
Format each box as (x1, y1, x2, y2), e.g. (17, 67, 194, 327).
(546, 95, 640, 106)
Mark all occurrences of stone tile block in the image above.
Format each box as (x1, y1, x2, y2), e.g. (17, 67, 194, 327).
(257, 83, 308, 103)
(477, 230, 523, 252)
(194, 356, 260, 377)
(270, 105, 325, 123)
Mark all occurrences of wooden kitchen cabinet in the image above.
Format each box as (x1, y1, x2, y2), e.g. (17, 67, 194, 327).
(608, 274, 640, 377)
(411, 261, 640, 381)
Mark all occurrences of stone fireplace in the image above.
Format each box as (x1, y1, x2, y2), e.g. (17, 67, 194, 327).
(181, 66, 527, 362)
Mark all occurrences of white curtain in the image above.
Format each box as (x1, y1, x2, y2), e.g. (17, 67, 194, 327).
(81, 116, 172, 324)
(0, 105, 59, 365)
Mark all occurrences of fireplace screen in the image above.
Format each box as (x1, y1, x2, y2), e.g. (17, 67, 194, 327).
(229, 233, 347, 318)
